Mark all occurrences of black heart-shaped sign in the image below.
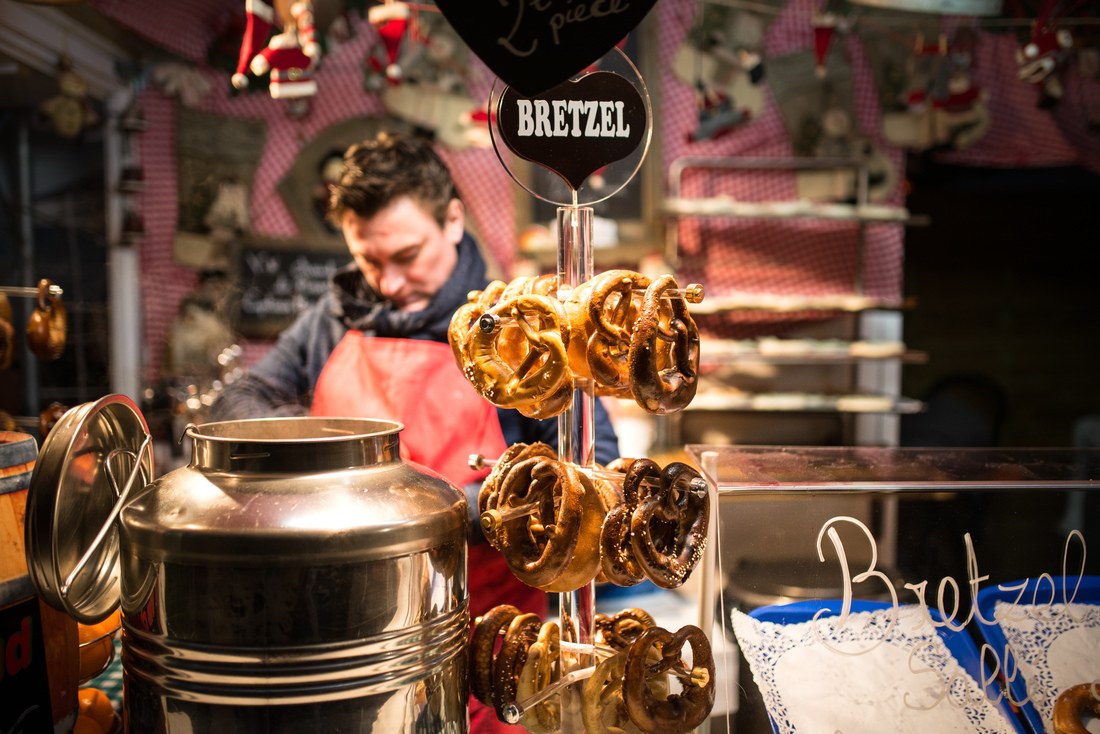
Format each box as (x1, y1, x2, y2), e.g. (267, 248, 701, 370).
(434, 0, 658, 96)
(497, 71, 646, 190)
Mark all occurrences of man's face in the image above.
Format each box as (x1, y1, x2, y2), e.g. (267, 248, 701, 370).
(341, 196, 464, 312)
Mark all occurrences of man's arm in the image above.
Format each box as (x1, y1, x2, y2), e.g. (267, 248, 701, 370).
(208, 300, 345, 420)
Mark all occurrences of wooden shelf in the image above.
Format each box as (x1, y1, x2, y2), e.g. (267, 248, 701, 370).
(702, 338, 928, 365)
(687, 391, 924, 414)
(689, 293, 915, 316)
(663, 196, 915, 223)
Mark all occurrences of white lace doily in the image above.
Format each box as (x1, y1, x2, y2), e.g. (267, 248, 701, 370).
(733, 605, 1020, 734)
(991, 600, 1100, 733)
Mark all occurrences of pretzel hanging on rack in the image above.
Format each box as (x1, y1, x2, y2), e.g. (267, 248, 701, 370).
(565, 269, 650, 397)
(630, 461, 710, 589)
(26, 279, 67, 361)
(623, 624, 715, 734)
(495, 455, 606, 591)
(464, 293, 574, 419)
(492, 612, 542, 720)
(515, 620, 563, 733)
(628, 274, 700, 414)
(470, 604, 520, 707)
(593, 607, 657, 651)
(599, 458, 660, 587)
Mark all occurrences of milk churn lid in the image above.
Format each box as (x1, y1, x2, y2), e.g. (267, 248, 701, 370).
(25, 394, 152, 625)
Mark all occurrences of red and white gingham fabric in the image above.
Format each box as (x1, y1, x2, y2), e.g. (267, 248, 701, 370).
(92, 0, 1100, 373)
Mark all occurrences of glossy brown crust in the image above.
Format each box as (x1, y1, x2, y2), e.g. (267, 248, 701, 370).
(1052, 683, 1100, 734)
(465, 293, 572, 412)
(492, 612, 542, 719)
(623, 625, 715, 734)
(585, 270, 649, 394)
(594, 608, 657, 651)
(628, 274, 700, 414)
(516, 621, 561, 734)
(582, 652, 647, 734)
(470, 604, 520, 705)
(497, 458, 604, 591)
(598, 459, 659, 588)
(26, 279, 66, 361)
(631, 462, 709, 589)
(478, 442, 557, 549)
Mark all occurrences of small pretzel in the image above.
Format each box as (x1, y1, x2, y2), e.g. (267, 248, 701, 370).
(496, 456, 604, 591)
(449, 280, 508, 369)
(26, 279, 66, 361)
(465, 294, 572, 412)
(0, 317, 13, 371)
(628, 274, 700, 414)
(492, 612, 542, 720)
(623, 625, 715, 734)
(585, 270, 649, 393)
(470, 604, 520, 706)
(516, 621, 561, 733)
(1053, 682, 1100, 734)
(599, 459, 660, 587)
(478, 442, 556, 548)
(594, 608, 657, 651)
(630, 462, 709, 589)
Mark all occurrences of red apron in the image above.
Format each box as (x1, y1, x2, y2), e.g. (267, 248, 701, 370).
(311, 333, 545, 734)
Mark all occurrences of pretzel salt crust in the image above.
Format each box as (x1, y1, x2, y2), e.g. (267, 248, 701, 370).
(470, 604, 519, 706)
(515, 621, 562, 734)
(1052, 683, 1100, 734)
(623, 624, 715, 734)
(464, 293, 572, 411)
(599, 458, 660, 587)
(628, 274, 700, 414)
(492, 612, 542, 719)
(630, 461, 710, 589)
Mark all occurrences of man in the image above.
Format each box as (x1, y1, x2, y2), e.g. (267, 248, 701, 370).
(210, 130, 620, 732)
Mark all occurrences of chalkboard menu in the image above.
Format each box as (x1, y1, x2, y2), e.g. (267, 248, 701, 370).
(235, 239, 347, 338)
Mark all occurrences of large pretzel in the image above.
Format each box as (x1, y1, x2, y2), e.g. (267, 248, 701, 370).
(599, 458, 661, 587)
(623, 624, 715, 734)
(465, 294, 572, 411)
(585, 269, 650, 394)
(478, 442, 557, 549)
(492, 612, 542, 720)
(448, 280, 507, 369)
(630, 462, 709, 589)
(516, 621, 562, 734)
(1053, 683, 1100, 734)
(26, 279, 66, 361)
(628, 274, 700, 414)
(470, 604, 519, 706)
(496, 456, 604, 591)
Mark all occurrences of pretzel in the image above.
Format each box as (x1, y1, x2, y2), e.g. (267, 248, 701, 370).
(26, 279, 66, 361)
(0, 316, 13, 371)
(496, 456, 604, 591)
(585, 270, 650, 394)
(630, 462, 709, 589)
(465, 293, 573, 412)
(478, 442, 557, 548)
(623, 625, 715, 734)
(628, 274, 700, 414)
(516, 621, 561, 733)
(582, 652, 645, 734)
(470, 604, 520, 705)
(594, 608, 657, 651)
(448, 280, 508, 368)
(492, 612, 542, 719)
(599, 458, 660, 587)
(1053, 683, 1100, 734)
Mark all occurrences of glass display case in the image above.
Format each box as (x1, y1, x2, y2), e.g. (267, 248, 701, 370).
(685, 445, 1100, 734)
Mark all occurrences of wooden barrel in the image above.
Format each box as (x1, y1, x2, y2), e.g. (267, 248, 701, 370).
(1, 431, 79, 733)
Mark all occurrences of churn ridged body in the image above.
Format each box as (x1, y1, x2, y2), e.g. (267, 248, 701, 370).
(118, 417, 469, 733)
